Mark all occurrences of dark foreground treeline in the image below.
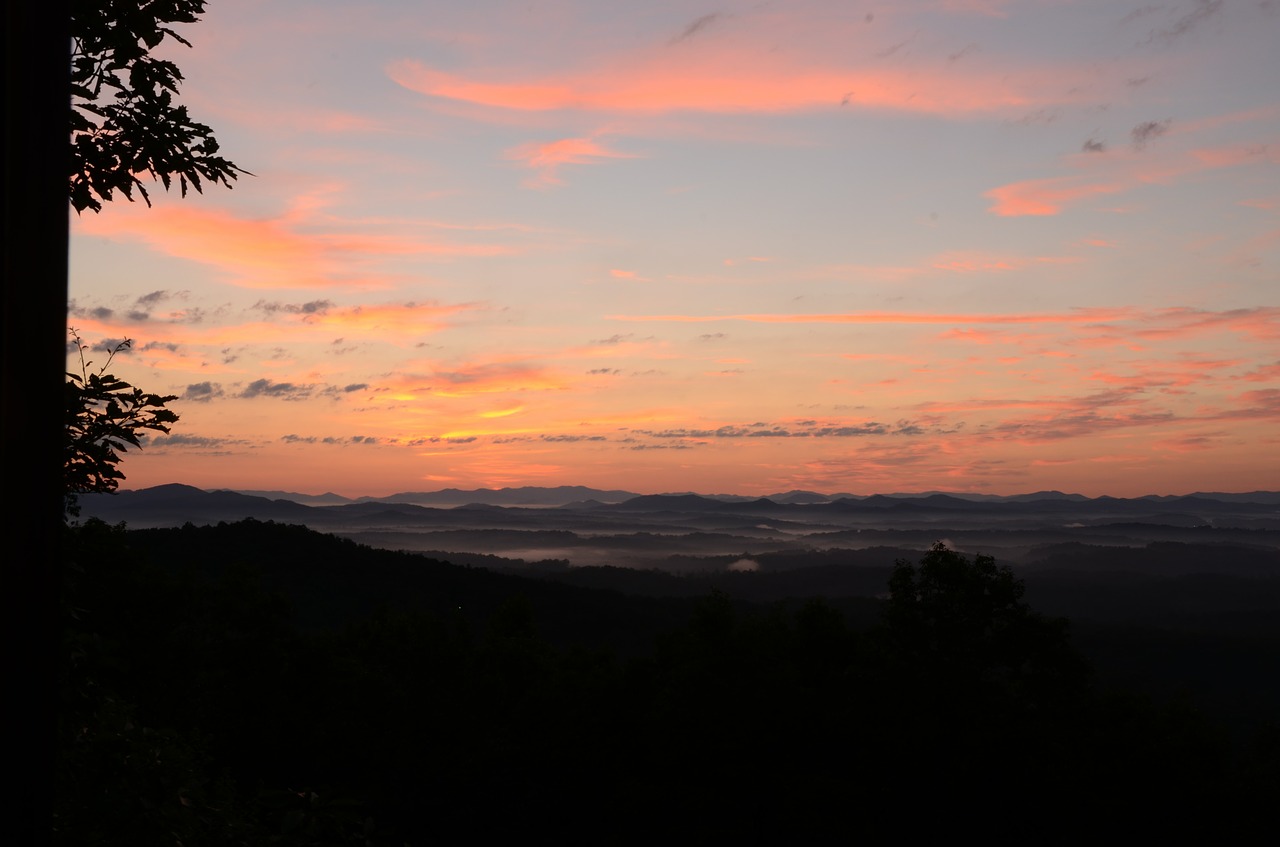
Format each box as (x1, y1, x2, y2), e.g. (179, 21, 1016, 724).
(58, 519, 1278, 845)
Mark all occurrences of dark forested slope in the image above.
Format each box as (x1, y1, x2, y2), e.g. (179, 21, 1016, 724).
(57, 519, 1279, 845)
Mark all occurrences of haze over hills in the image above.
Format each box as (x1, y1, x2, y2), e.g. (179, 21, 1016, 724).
(74, 483, 1280, 767)
(160, 483, 1280, 508)
(77, 483, 1280, 575)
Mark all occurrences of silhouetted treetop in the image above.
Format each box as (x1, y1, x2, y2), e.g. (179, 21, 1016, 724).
(70, 0, 247, 213)
(883, 542, 1084, 688)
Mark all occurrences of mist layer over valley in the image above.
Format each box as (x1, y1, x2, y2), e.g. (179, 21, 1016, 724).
(65, 484, 1280, 842)
(82, 483, 1280, 573)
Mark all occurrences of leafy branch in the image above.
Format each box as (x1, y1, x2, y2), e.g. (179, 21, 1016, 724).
(66, 330, 179, 515)
(69, 0, 250, 213)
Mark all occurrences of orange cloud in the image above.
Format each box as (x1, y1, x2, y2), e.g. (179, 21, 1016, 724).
(987, 133, 1279, 217)
(1130, 307, 1280, 342)
(929, 251, 1081, 272)
(70, 339, 228, 375)
(478, 405, 525, 418)
(211, 101, 390, 135)
(1152, 434, 1224, 453)
(68, 315, 303, 354)
(1085, 357, 1244, 391)
(307, 302, 475, 339)
(1190, 142, 1279, 169)
(937, 328, 1022, 345)
(388, 50, 1077, 117)
(609, 308, 1135, 325)
(1239, 362, 1280, 383)
(76, 202, 513, 289)
(609, 308, 1280, 355)
(507, 135, 639, 186)
(68, 302, 477, 372)
(390, 360, 571, 398)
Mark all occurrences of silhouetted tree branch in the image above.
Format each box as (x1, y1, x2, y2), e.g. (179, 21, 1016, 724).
(69, 0, 248, 213)
(65, 330, 177, 516)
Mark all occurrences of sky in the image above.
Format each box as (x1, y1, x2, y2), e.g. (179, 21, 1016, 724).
(68, 0, 1280, 498)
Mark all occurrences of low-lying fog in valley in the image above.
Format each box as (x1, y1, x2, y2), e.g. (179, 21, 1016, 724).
(81, 483, 1280, 576)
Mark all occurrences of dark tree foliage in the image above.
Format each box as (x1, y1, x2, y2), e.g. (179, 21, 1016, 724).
(882, 541, 1087, 697)
(69, 0, 247, 213)
(886, 541, 1038, 659)
(65, 330, 177, 515)
(56, 519, 1278, 845)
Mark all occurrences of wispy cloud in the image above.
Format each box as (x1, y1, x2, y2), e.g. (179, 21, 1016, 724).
(304, 302, 477, 340)
(506, 134, 640, 186)
(929, 251, 1081, 273)
(381, 359, 571, 399)
(388, 48, 1083, 117)
(985, 114, 1278, 216)
(985, 176, 1124, 216)
(608, 308, 1280, 347)
(632, 419, 930, 440)
(608, 308, 1138, 325)
(1144, 0, 1224, 45)
(670, 12, 722, 45)
(75, 196, 517, 289)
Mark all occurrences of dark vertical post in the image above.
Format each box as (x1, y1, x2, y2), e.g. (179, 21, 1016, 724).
(2, 1, 69, 841)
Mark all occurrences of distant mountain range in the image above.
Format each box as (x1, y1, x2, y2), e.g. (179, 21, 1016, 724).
(73, 483, 1279, 570)
(79, 475, 1280, 585)
(217, 485, 1280, 508)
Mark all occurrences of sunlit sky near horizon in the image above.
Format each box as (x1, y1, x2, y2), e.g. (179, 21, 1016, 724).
(69, 0, 1279, 498)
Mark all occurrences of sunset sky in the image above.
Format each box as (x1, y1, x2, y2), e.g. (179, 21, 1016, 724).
(69, 0, 1279, 497)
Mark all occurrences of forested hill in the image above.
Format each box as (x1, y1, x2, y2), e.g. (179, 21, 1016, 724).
(121, 517, 698, 654)
(58, 518, 1279, 844)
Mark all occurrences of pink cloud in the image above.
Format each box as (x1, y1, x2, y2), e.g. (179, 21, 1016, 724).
(210, 101, 390, 136)
(1152, 433, 1225, 453)
(610, 308, 1136, 325)
(1084, 357, 1243, 391)
(1190, 142, 1279, 169)
(936, 328, 1026, 345)
(76, 202, 513, 289)
(987, 133, 1280, 217)
(611, 309, 1280, 364)
(387, 48, 1082, 117)
(389, 359, 573, 398)
(307, 302, 476, 339)
(1131, 308, 1280, 342)
(984, 177, 1123, 217)
(69, 302, 477, 367)
(929, 251, 1082, 272)
(507, 135, 639, 186)
(1239, 362, 1280, 383)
